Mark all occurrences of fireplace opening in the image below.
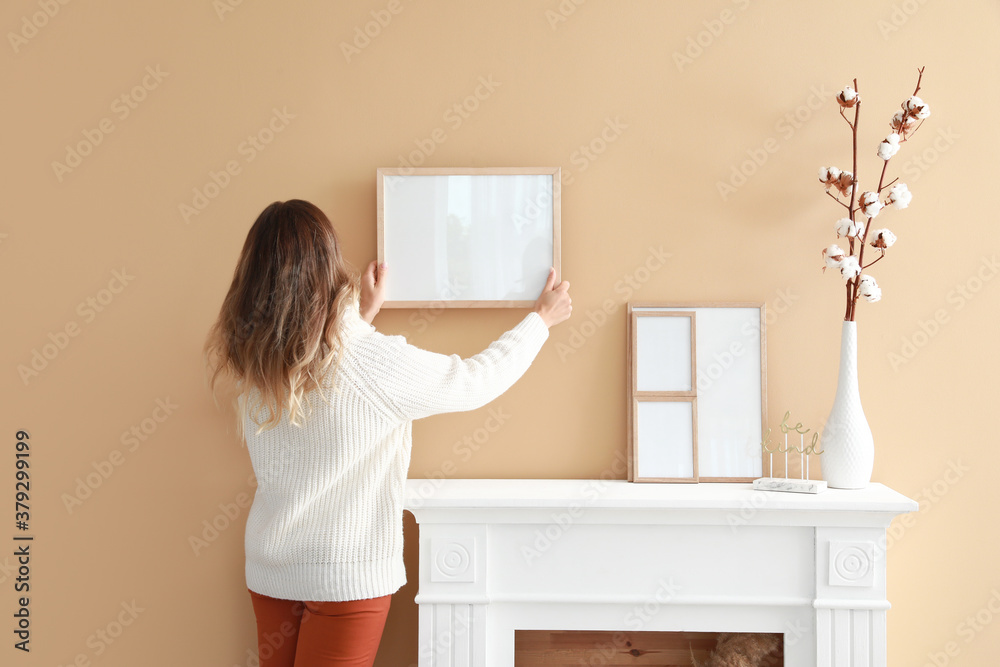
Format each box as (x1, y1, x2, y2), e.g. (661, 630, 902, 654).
(514, 630, 784, 666)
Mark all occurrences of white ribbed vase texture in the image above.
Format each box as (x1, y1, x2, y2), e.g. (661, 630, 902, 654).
(820, 321, 874, 489)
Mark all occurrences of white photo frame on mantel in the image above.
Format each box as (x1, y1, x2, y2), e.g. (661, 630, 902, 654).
(627, 302, 766, 483)
(376, 167, 561, 308)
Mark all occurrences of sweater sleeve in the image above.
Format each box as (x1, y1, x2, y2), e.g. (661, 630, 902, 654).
(371, 311, 550, 422)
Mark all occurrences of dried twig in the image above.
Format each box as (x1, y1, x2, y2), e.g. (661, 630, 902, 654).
(879, 177, 899, 194)
(862, 252, 886, 270)
(826, 190, 851, 210)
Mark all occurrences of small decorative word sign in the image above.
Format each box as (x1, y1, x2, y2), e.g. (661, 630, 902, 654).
(752, 411, 828, 494)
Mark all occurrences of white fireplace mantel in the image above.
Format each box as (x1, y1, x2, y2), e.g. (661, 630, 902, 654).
(404, 479, 917, 666)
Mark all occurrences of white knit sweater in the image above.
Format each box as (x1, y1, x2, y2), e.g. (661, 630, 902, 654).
(243, 301, 549, 601)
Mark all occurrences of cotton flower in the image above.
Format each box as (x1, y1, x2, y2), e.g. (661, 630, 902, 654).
(839, 256, 861, 281)
(837, 86, 859, 108)
(890, 110, 916, 134)
(819, 167, 854, 197)
(857, 274, 882, 302)
(869, 228, 897, 249)
(834, 217, 863, 238)
(877, 133, 900, 160)
(822, 244, 846, 272)
(903, 95, 930, 120)
(858, 191, 882, 218)
(836, 170, 854, 197)
(818, 166, 842, 190)
(886, 183, 912, 209)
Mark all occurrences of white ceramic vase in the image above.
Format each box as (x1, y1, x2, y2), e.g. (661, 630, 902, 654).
(820, 321, 874, 489)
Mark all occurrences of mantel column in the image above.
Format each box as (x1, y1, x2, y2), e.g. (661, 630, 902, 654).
(415, 522, 489, 667)
(814, 525, 890, 666)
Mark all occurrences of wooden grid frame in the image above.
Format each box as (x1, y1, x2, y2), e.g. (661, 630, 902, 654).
(628, 310, 698, 483)
(627, 301, 767, 483)
(376, 167, 562, 308)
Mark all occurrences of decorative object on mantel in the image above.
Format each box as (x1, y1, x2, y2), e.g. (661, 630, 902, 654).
(627, 302, 766, 483)
(753, 411, 828, 494)
(817, 68, 930, 490)
(691, 632, 783, 667)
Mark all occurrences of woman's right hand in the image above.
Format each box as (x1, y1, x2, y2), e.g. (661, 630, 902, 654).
(533, 267, 571, 328)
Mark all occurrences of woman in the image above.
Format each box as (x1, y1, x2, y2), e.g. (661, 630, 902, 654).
(204, 199, 571, 666)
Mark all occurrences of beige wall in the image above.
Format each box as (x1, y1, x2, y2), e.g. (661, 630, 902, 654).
(3, 0, 997, 664)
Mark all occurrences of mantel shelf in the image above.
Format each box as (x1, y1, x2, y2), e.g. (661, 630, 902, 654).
(404, 478, 917, 514)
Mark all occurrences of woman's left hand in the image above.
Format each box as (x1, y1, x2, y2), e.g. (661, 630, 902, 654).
(359, 261, 387, 323)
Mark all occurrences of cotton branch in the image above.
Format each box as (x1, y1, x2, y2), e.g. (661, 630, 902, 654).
(846, 78, 860, 319)
(823, 69, 927, 321)
(862, 252, 886, 270)
(913, 66, 924, 96)
(850, 160, 889, 318)
(826, 191, 851, 210)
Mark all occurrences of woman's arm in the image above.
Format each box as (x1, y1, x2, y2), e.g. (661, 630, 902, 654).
(371, 311, 551, 421)
(356, 266, 571, 421)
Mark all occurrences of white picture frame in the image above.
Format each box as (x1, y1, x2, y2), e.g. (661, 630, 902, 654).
(627, 302, 767, 483)
(376, 167, 562, 308)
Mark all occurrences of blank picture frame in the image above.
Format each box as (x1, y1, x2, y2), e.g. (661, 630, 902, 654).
(633, 397, 699, 482)
(376, 167, 561, 308)
(627, 302, 766, 483)
(632, 311, 696, 396)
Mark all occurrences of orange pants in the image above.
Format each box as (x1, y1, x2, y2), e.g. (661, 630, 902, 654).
(248, 588, 391, 667)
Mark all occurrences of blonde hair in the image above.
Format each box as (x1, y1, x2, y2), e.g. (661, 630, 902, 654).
(203, 199, 360, 438)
